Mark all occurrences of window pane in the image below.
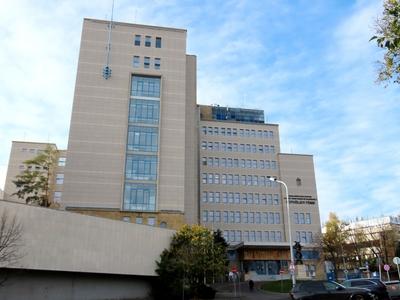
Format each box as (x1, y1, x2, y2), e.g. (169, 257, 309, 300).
(155, 37, 162, 48)
(131, 75, 160, 98)
(123, 183, 156, 211)
(129, 99, 160, 124)
(127, 126, 158, 152)
(125, 155, 157, 180)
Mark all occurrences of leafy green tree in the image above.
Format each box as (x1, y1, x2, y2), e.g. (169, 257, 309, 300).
(12, 145, 57, 207)
(370, 0, 400, 84)
(154, 225, 228, 300)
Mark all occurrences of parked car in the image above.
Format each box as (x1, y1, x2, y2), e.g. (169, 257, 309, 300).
(342, 279, 390, 300)
(385, 280, 400, 300)
(289, 280, 377, 300)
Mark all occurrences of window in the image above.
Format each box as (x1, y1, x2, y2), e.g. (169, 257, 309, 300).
(144, 56, 150, 68)
(276, 231, 282, 242)
(125, 155, 157, 181)
(129, 99, 160, 125)
(209, 192, 214, 203)
(155, 37, 162, 48)
(154, 58, 161, 70)
(235, 230, 242, 242)
(214, 174, 219, 184)
(269, 212, 274, 224)
(229, 211, 235, 223)
(299, 213, 305, 224)
(56, 173, 64, 184)
(123, 183, 156, 211)
(215, 211, 221, 222)
(256, 231, 262, 241)
(202, 192, 207, 203)
(133, 55, 140, 67)
(127, 126, 158, 152)
(223, 211, 228, 223)
(222, 192, 228, 203)
(148, 217, 155, 226)
(58, 157, 66, 166)
(134, 34, 141, 46)
(294, 213, 299, 224)
(249, 212, 254, 223)
(131, 75, 160, 98)
(255, 212, 261, 224)
(160, 221, 167, 228)
(209, 211, 214, 222)
(273, 194, 279, 205)
(122, 216, 131, 222)
(145, 36, 151, 47)
(215, 192, 220, 203)
(306, 213, 311, 224)
(208, 173, 213, 184)
(275, 213, 280, 224)
(243, 212, 249, 223)
(244, 231, 249, 241)
(136, 217, 143, 224)
(54, 191, 62, 202)
(202, 211, 208, 222)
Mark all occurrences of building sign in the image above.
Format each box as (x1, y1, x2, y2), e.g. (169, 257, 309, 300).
(288, 195, 317, 205)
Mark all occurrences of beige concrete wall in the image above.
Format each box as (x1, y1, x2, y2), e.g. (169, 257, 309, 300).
(63, 19, 191, 216)
(184, 55, 199, 224)
(278, 153, 322, 244)
(0, 200, 174, 276)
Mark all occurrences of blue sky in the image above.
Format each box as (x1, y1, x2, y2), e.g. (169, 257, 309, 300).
(0, 0, 399, 223)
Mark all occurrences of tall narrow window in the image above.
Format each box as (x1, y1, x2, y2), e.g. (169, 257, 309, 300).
(134, 34, 141, 46)
(133, 56, 140, 67)
(154, 58, 161, 70)
(144, 57, 150, 68)
(145, 36, 151, 47)
(155, 37, 162, 48)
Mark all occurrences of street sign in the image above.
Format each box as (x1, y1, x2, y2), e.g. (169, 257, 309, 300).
(289, 264, 296, 271)
(231, 265, 237, 273)
(279, 269, 285, 274)
(393, 257, 400, 265)
(384, 264, 390, 271)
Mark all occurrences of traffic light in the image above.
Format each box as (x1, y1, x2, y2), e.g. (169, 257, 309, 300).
(102, 65, 112, 79)
(294, 241, 303, 265)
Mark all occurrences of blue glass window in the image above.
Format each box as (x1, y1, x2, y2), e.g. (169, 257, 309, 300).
(125, 155, 157, 181)
(123, 183, 156, 211)
(131, 76, 161, 98)
(129, 99, 159, 124)
(155, 37, 162, 48)
(127, 126, 158, 152)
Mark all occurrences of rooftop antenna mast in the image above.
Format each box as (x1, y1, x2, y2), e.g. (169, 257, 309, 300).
(102, 0, 115, 80)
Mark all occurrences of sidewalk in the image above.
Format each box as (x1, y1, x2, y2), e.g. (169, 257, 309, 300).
(214, 282, 291, 300)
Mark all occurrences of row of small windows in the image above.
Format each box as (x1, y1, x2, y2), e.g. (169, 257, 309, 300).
(294, 213, 312, 224)
(134, 35, 162, 48)
(296, 231, 314, 244)
(201, 141, 275, 154)
(223, 230, 282, 243)
(55, 173, 64, 185)
(201, 173, 280, 187)
(202, 157, 277, 169)
(19, 157, 66, 169)
(201, 126, 274, 139)
(202, 210, 281, 224)
(133, 56, 161, 70)
(21, 148, 43, 154)
(202, 191, 280, 205)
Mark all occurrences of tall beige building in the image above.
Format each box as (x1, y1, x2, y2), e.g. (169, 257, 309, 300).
(198, 105, 322, 280)
(3, 18, 322, 279)
(62, 18, 198, 229)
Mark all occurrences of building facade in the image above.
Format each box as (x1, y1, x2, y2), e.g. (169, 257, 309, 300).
(3, 141, 66, 205)
(3, 18, 323, 280)
(62, 19, 198, 229)
(198, 105, 322, 280)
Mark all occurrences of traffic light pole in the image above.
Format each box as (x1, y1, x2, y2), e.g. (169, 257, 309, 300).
(270, 178, 296, 287)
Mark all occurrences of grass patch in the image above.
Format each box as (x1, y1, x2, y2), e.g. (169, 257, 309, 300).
(260, 280, 293, 293)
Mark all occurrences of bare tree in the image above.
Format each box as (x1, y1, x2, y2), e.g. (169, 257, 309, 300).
(0, 209, 22, 267)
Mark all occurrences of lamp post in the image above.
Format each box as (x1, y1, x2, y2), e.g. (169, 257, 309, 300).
(269, 177, 296, 286)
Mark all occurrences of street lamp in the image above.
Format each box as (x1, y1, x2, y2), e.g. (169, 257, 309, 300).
(269, 177, 296, 286)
